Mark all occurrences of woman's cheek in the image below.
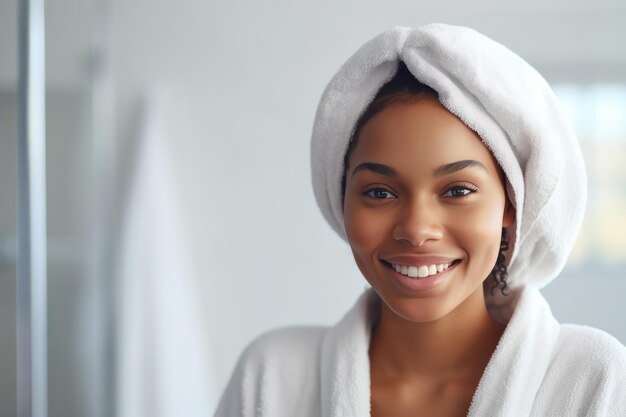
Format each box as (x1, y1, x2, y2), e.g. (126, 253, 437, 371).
(345, 206, 387, 251)
(454, 194, 505, 229)
(453, 201, 506, 267)
(345, 207, 389, 274)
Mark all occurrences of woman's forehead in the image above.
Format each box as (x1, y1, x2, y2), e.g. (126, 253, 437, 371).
(350, 98, 503, 179)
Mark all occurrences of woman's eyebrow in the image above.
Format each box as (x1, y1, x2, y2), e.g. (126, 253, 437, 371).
(351, 159, 488, 178)
(351, 162, 397, 177)
(433, 160, 488, 177)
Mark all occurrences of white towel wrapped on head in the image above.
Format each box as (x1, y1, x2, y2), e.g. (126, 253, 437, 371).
(311, 24, 586, 307)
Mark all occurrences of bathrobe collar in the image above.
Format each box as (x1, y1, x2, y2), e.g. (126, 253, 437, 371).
(320, 286, 560, 416)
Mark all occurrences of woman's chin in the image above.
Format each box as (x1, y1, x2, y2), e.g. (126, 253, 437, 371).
(380, 295, 454, 324)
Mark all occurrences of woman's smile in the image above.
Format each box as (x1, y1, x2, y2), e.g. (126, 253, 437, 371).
(382, 257, 464, 292)
(381, 258, 462, 279)
(388, 260, 451, 278)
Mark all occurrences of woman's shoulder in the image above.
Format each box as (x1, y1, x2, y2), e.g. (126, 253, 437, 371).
(555, 323, 626, 366)
(240, 324, 329, 365)
(536, 323, 626, 415)
(214, 325, 329, 417)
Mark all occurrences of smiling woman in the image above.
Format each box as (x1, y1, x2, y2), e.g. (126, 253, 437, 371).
(214, 24, 626, 417)
(341, 73, 516, 416)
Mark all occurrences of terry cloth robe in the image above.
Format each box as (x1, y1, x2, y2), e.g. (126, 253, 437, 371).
(214, 286, 626, 416)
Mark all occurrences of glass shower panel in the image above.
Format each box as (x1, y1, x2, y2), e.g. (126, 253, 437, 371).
(46, 0, 110, 415)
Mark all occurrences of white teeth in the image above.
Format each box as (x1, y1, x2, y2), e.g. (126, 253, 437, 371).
(418, 265, 429, 278)
(390, 261, 456, 279)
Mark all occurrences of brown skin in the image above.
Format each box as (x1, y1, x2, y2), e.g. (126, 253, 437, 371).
(343, 96, 515, 417)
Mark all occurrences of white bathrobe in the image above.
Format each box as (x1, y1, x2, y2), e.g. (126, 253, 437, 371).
(215, 23, 626, 416)
(214, 285, 626, 416)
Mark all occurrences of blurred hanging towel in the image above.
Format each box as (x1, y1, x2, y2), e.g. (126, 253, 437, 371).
(115, 87, 215, 417)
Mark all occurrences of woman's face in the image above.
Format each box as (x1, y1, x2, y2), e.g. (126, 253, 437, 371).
(343, 95, 515, 323)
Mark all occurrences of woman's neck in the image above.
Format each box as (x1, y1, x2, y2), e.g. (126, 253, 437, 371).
(369, 287, 506, 382)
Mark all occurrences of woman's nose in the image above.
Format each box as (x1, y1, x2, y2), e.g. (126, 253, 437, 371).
(392, 199, 444, 247)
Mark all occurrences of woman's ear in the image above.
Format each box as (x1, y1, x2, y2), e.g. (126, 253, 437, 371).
(502, 197, 516, 228)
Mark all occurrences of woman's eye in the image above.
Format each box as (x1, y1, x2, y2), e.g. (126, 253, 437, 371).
(442, 185, 478, 198)
(364, 188, 396, 199)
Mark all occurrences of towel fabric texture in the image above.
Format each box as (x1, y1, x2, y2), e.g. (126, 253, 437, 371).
(215, 24, 626, 416)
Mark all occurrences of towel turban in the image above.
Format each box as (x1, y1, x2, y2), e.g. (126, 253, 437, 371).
(310, 23, 587, 306)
